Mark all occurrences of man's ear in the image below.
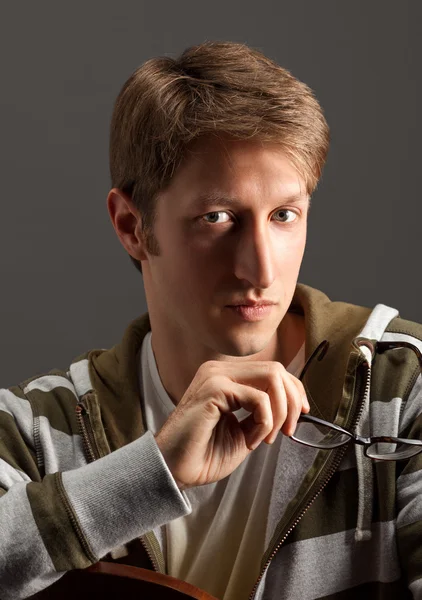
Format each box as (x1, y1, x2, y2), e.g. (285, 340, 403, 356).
(106, 188, 148, 262)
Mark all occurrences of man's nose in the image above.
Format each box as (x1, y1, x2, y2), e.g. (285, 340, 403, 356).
(232, 222, 276, 289)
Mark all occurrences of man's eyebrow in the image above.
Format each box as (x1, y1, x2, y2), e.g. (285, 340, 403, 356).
(192, 192, 310, 208)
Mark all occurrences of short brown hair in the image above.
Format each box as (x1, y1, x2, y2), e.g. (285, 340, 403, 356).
(109, 41, 330, 274)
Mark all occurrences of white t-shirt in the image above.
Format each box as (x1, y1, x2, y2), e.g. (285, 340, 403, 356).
(139, 332, 305, 600)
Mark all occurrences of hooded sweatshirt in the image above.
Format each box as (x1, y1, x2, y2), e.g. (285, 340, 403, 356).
(0, 283, 421, 599)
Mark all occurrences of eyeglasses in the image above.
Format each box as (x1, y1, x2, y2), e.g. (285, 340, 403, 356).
(290, 339, 422, 461)
(291, 413, 422, 460)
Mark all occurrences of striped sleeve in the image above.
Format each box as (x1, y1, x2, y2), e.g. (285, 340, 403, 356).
(0, 387, 191, 599)
(396, 374, 422, 599)
(0, 387, 68, 597)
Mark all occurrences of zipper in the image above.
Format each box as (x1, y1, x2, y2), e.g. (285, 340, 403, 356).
(248, 349, 371, 600)
(75, 403, 98, 463)
(75, 401, 162, 573)
(354, 366, 370, 429)
(141, 532, 163, 572)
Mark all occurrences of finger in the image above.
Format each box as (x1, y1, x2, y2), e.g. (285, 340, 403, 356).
(227, 382, 273, 450)
(278, 372, 304, 438)
(290, 374, 310, 413)
(261, 365, 288, 445)
(238, 413, 263, 450)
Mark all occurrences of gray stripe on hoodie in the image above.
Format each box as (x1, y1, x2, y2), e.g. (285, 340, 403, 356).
(0, 458, 31, 489)
(0, 389, 33, 448)
(23, 375, 78, 398)
(68, 358, 93, 398)
(261, 521, 400, 600)
(38, 416, 86, 472)
(0, 483, 63, 600)
(399, 374, 422, 433)
(397, 469, 422, 529)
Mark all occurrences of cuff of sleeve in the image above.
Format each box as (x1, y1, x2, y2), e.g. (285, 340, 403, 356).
(61, 430, 192, 559)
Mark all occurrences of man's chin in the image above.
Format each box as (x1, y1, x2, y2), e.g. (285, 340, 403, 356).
(212, 332, 275, 359)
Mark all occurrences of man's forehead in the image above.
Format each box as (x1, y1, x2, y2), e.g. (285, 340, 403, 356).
(160, 136, 311, 210)
(184, 134, 299, 169)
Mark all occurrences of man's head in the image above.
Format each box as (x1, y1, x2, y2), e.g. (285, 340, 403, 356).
(108, 41, 329, 271)
(107, 41, 329, 359)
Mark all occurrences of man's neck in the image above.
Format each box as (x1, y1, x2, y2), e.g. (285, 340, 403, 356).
(150, 311, 306, 407)
(276, 311, 306, 368)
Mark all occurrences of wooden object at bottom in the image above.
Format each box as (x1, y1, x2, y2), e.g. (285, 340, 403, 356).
(29, 561, 220, 600)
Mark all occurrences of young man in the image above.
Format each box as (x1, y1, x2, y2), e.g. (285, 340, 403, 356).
(1, 41, 421, 600)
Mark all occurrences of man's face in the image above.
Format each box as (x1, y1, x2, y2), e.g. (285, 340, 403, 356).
(141, 135, 309, 358)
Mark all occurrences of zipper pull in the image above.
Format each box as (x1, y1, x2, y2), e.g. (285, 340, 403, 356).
(75, 403, 88, 415)
(354, 338, 376, 361)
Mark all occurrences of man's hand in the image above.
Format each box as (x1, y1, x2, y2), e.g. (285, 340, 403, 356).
(155, 360, 310, 490)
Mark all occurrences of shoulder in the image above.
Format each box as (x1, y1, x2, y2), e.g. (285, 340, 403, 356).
(370, 314, 422, 425)
(0, 348, 97, 434)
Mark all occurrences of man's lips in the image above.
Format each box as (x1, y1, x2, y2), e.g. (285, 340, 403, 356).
(226, 300, 277, 307)
(226, 304, 274, 321)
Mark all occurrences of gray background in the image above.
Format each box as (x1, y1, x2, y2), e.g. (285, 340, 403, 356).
(0, 1, 420, 387)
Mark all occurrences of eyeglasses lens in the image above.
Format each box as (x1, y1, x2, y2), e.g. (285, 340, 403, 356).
(293, 421, 350, 449)
(366, 442, 422, 460)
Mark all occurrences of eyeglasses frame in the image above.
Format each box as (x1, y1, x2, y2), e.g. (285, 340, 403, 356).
(291, 413, 422, 461)
(290, 338, 422, 461)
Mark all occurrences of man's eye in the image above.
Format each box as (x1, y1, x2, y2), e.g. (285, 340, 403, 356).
(202, 211, 231, 224)
(274, 209, 298, 223)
